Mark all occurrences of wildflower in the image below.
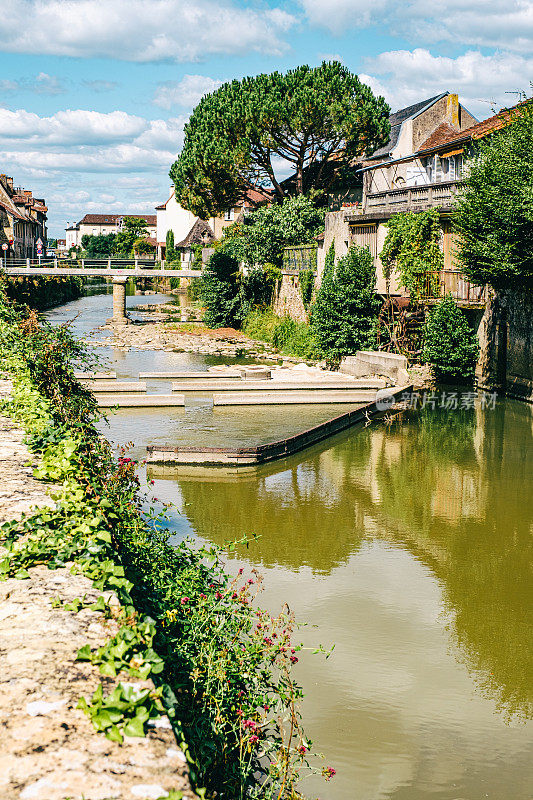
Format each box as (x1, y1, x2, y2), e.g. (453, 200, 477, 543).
(232, 592, 238, 599)
(238, 568, 243, 575)
(180, 597, 190, 605)
(297, 745, 307, 755)
(247, 578, 254, 585)
(150, 480, 155, 485)
(243, 719, 257, 730)
(322, 766, 336, 780)
(290, 656, 298, 664)
(215, 591, 222, 600)
(249, 735, 259, 744)
(199, 593, 207, 599)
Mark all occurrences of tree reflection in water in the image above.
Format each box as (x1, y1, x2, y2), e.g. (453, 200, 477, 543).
(151, 398, 533, 721)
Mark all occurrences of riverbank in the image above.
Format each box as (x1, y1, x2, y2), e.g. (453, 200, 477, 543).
(88, 318, 301, 361)
(0, 380, 195, 800)
(0, 285, 322, 799)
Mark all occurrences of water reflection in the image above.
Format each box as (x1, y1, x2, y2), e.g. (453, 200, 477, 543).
(47, 293, 533, 798)
(146, 399, 532, 799)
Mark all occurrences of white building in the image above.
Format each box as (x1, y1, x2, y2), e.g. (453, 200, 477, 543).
(65, 213, 157, 249)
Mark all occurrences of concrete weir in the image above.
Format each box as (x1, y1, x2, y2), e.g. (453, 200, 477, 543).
(146, 385, 411, 466)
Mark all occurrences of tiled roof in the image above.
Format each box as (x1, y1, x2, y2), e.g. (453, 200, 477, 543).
(176, 218, 215, 248)
(417, 123, 460, 151)
(78, 213, 157, 225)
(243, 187, 273, 206)
(0, 200, 26, 221)
(389, 94, 446, 127)
(417, 106, 515, 154)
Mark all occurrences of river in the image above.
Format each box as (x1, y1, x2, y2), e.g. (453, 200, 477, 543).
(47, 290, 533, 800)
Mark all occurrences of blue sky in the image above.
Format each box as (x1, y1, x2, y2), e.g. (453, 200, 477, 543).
(0, 0, 531, 236)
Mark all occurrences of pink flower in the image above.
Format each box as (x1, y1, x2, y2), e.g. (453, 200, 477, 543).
(322, 766, 336, 780)
(180, 597, 189, 605)
(215, 591, 222, 600)
(297, 746, 307, 755)
(249, 735, 259, 744)
(290, 656, 298, 664)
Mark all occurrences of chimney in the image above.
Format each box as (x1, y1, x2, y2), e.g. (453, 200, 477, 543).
(445, 94, 459, 128)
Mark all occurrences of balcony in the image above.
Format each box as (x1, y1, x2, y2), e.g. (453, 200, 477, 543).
(361, 180, 460, 216)
(420, 270, 488, 306)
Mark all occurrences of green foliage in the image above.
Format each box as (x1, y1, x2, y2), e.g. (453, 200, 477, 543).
(422, 296, 480, 383)
(77, 682, 165, 743)
(198, 196, 323, 329)
(0, 285, 326, 798)
(133, 237, 155, 255)
(81, 233, 116, 257)
(170, 61, 390, 216)
(299, 269, 315, 309)
(114, 217, 149, 257)
(243, 308, 318, 359)
(4, 276, 83, 310)
(454, 100, 533, 288)
(166, 229, 175, 252)
(77, 617, 164, 680)
(380, 209, 443, 299)
(310, 245, 381, 362)
(199, 249, 241, 328)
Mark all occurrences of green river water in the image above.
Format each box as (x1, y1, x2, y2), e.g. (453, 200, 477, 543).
(47, 292, 533, 800)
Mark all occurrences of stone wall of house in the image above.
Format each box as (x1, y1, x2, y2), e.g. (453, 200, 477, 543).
(476, 288, 533, 402)
(272, 273, 309, 323)
(318, 210, 350, 278)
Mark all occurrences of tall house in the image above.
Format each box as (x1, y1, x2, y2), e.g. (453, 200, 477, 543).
(0, 174, 47, 259)
(320, 92, 481, 297)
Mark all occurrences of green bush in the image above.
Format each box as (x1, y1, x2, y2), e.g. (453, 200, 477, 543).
(243, 308, 318, 359)
(199, 250, 241, 328)
(310, 244, 381, 363)
(4, 276, 83, 310)
(422, 296, 480, 383)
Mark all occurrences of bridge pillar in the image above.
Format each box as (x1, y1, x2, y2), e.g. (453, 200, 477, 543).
(110, 277, 130, 325)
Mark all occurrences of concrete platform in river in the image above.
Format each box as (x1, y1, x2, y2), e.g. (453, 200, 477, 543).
(146, 384, 411, 466)
(170, 378, 387, 392)
(81, 381, 147, 392)
(97, 394, 185, 407)
(213, 390, 383, 405)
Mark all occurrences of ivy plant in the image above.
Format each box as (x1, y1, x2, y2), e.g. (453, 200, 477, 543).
(380, 208, 443, 299)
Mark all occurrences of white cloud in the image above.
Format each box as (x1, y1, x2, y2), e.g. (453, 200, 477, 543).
(0, 72, 65, 96)
(0, 105, 186, 234)
(0, 108, 149, 146)
(154, 75, 223, 109)
(361, 49, 533, 118)
(0, 0, 295, 62)
(300, 0, 533, 53)
(83, 80, 119, 93)
(301, 0, 387, 34)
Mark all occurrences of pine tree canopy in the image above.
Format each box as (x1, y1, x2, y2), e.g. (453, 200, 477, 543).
(170, 62, 390, 218)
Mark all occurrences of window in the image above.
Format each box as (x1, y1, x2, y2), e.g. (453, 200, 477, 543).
(224, 208, 235, 221)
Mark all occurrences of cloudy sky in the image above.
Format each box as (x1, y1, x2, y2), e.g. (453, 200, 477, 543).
(0, 0, 531, 236)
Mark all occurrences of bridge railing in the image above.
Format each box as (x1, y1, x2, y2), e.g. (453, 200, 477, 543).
(2, 257, 187, 271)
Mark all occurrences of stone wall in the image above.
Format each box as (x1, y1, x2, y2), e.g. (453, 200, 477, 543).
(272, 273, 309, 323)
(476, 288, 533, 402)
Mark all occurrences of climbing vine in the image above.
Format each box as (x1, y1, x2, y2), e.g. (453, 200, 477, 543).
(380, 209, 443, 300)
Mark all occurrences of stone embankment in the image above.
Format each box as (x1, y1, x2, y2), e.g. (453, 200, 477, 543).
(0, 381, 195, 800)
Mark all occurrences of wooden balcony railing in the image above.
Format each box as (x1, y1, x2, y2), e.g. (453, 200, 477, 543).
(420, 270, 487, 304)
(365, 181, 460, 214)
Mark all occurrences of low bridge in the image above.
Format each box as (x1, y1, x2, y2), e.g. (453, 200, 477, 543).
(3, 258, 203, 323)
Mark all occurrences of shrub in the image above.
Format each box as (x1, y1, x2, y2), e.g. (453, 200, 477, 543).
(199, 250, 241, 328)
(422, 296, 480, 383)
(242, 308, 318, 359)
(310, 244, 381, 363)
